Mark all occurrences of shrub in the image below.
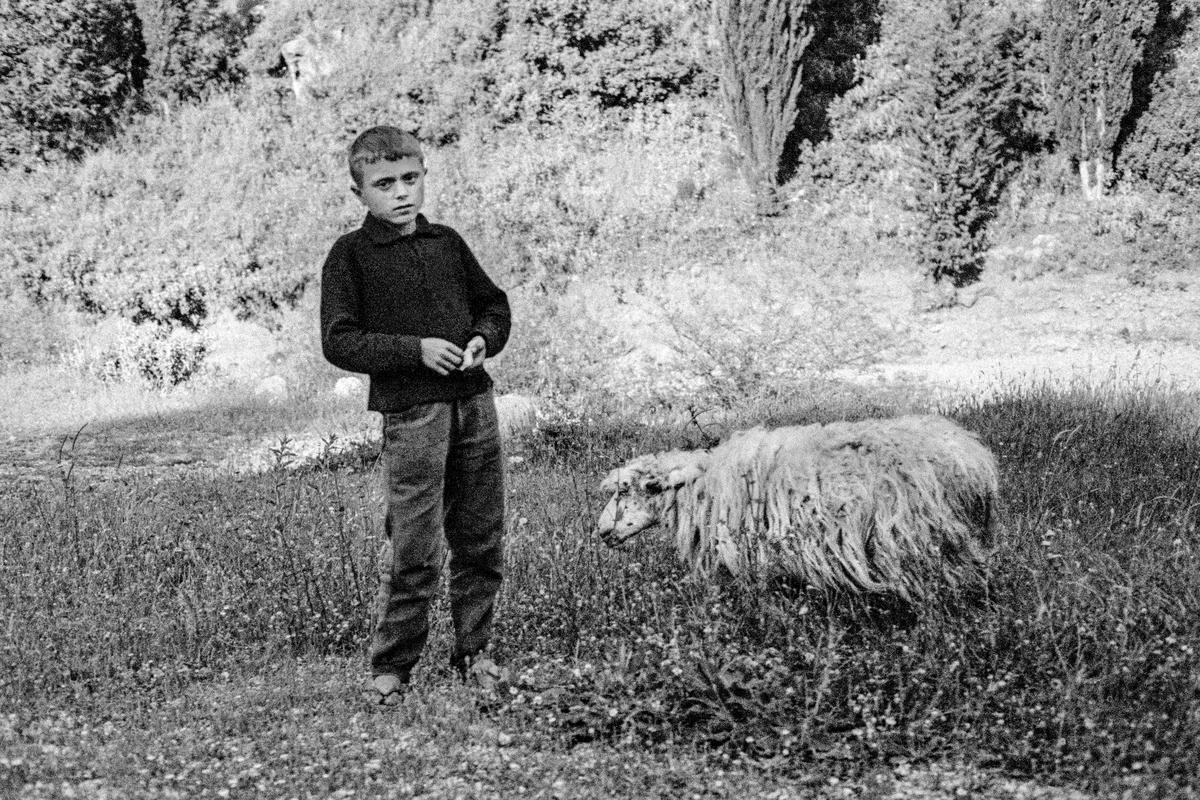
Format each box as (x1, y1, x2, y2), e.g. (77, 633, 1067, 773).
(69, 321, 209, 387)
(0, 0, 145, 169)
(490, 0, 711, 118)
(781, 0, 883, 168)
(243, 0, 709, 144)
(133, 0, 250, 102)
(901, 0, 1028, 285)
(814, 0, 1047, 197)
(1118, 2, 1200, 196)
(238, 0, 414, 74)
(0, 88, 338, 328)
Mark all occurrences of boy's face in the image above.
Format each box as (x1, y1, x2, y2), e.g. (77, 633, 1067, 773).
(352, 156, 425, 229)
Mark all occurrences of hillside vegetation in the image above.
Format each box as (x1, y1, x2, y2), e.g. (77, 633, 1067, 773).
(2, 0, 1199, 408)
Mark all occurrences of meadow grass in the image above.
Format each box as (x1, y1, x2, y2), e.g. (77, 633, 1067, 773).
(2, 382, 1198, 798)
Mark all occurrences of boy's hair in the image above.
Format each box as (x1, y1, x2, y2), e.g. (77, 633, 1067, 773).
(348, 126, 424, 186)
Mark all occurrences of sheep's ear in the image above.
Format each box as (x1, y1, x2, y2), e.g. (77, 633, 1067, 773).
(641, 475, 664, 495)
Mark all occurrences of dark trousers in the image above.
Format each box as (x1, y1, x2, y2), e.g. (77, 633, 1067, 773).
(370, 388, 505, 677)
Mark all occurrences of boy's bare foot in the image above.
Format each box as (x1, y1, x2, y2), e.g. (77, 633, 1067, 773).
(363, 673, 408, 706)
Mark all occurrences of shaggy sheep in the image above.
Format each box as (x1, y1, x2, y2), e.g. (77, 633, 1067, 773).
(595, 415, 1000, 602)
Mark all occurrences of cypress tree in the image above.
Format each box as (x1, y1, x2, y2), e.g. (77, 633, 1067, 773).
(1045, 0, 1157, 200)
(715, 0, 814, 214)
(903, 0, 1019, 286)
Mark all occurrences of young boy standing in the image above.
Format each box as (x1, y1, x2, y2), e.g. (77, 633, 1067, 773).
(320, 126, 511, 705)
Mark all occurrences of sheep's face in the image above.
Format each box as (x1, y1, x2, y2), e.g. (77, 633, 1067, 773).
(595, 452, 707, 547)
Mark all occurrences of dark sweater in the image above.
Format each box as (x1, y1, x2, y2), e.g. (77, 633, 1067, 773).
(320, 213, 511, 412)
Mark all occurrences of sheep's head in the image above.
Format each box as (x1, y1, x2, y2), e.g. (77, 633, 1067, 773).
(595, 450, 708, 547)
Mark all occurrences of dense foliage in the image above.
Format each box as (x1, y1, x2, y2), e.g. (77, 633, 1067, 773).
(0, 0, 144, 169)
(901, 1, 1031, 285)
(1118, 0, 1200, 196)
(1045, 0, 1157, 199)
(133, 0, 249, 101)
(2, 0, 1199, 342)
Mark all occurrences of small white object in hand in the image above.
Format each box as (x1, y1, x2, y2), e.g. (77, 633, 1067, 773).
(460, 349, 473, 370)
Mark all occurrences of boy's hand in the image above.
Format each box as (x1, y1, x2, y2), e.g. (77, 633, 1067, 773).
(459, 336, 487, 371)
(420, 338, 465, 376)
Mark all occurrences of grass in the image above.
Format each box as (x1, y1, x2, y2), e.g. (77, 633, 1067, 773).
(2, 381, 1199, 798)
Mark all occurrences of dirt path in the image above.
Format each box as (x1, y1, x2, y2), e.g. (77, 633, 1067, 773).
(856, 267, 1200, 400)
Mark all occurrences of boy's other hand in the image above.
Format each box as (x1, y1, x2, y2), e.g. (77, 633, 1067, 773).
(420, 338, 465, 376)
(459, 336, 487, 371)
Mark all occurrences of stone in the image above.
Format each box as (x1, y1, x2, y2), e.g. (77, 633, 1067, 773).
(333, 376, 365, 399)
(280, 27, 343, 103)
(255, 374, 288, 402)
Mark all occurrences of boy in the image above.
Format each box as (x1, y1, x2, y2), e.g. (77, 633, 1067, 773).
(320, 126, 511, 705)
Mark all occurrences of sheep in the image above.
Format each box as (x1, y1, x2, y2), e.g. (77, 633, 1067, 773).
(595, 415, 1001, 603)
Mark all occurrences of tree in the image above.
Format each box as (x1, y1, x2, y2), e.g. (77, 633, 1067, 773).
(0, 0, 144, 168)
(715, 0, 813, 213)
(902, 0, 1024, 286)
(1045, 0, 1157, 200)
(133, 0, 248, 102)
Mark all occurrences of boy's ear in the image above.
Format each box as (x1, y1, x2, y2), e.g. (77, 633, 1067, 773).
(350, 183, 363, 200)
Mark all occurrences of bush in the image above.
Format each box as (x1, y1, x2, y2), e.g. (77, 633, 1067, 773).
(0, 88, 338, 328)
(1118, 3, 1200, 196)
(716, 0, 813, 212)
(1045, 0, 1157, 198)
(782, 0, 883, 156)
(133, 0, 250, 102)
(242, 0, 709, 145)
(813, 0, 1047, 284)
(69, 321, 209, 387)
(901, 1, 1027, 285)
(0, 0, 145, 169)
(492, 0, 711, 118)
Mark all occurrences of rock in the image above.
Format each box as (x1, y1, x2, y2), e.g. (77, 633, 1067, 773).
(333, 376, 364, 399)
(280, 27, 343, 103)
(255, 375, 288, 402)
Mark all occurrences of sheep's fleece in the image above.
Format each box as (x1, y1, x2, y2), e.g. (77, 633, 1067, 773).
(596, 415, 1000, 601)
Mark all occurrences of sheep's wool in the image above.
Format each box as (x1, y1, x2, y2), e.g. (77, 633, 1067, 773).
(607, 415, 1000, 601)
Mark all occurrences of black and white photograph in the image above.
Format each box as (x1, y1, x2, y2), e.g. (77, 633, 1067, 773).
(1, 0, 1198, 797)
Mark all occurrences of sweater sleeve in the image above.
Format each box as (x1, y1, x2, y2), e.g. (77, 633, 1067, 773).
(320, 236, 423, 375)
(457, 233, 512, 357)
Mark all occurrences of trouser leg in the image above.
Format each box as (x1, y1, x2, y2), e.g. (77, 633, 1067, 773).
(369, 402, 450, 678)
(443, 389, 506, 663)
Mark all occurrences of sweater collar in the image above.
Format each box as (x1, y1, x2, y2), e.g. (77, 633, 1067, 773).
(361, 212, 440, 245)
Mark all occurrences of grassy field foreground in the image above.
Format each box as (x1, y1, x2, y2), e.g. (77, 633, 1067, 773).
(2, 383, 1199, 798)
